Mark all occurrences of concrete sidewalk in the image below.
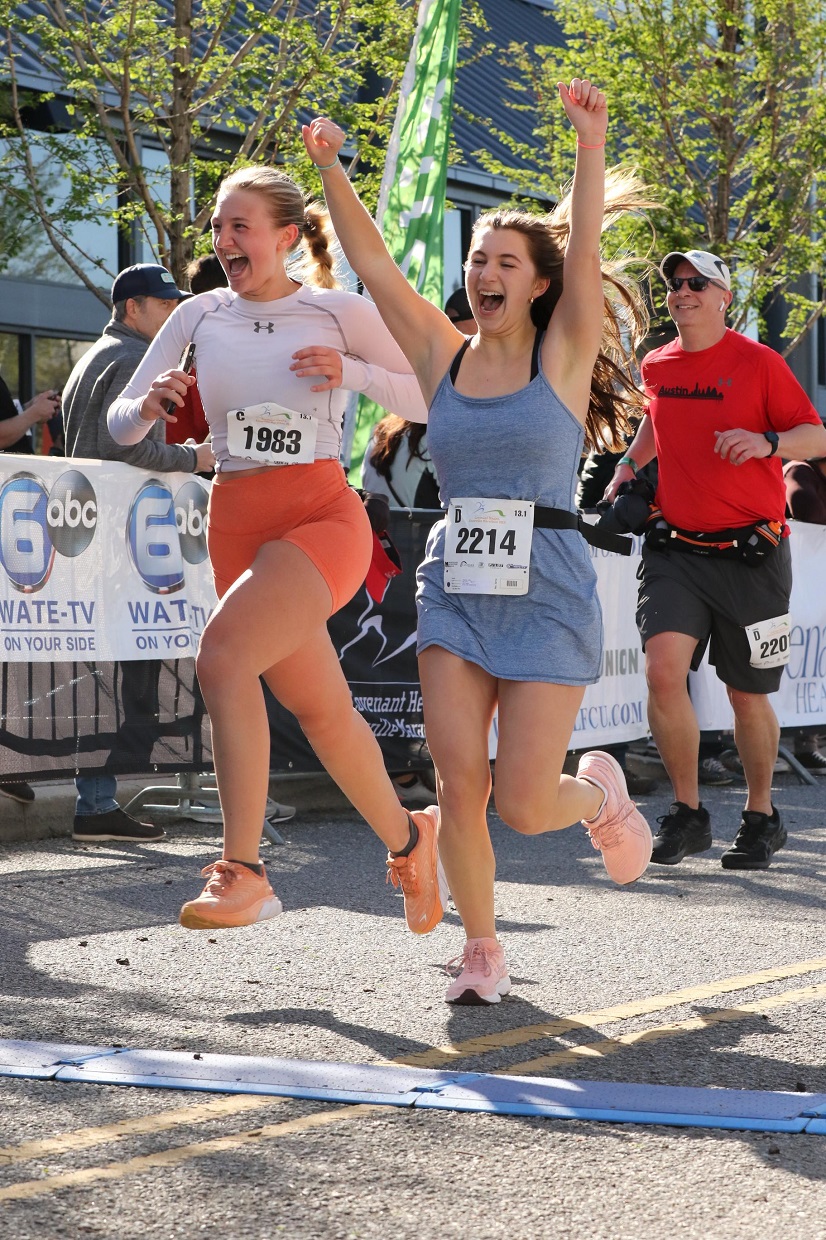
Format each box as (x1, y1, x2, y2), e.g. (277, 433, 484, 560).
(0, 771, 352, 845)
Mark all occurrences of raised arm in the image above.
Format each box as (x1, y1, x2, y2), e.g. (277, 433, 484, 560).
(542, 79, 608, 418)
(302, 119, 462, 403)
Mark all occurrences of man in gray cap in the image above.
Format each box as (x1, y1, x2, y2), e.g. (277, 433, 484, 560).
(62, 263, 214, 842)
(605, 249, 826, 871)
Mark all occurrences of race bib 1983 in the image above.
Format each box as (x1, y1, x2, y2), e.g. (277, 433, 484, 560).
(226, 402, 318, 465)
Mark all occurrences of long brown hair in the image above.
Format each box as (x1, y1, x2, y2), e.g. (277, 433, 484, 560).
(470, 171, 653, 451)
(368, 415, 428, 476)
(218, 165, 340, 289)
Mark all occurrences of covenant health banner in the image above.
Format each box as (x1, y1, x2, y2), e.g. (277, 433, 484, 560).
(0, 455, 216, 662)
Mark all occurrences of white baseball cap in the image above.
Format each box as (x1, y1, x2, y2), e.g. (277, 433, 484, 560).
(660, 250, 731, 291)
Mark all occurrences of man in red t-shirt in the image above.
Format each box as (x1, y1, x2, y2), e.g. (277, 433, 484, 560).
(606, 249, 826, 871)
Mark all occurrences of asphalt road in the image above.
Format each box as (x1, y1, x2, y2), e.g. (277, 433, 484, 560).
(1, 772, 825, 1238)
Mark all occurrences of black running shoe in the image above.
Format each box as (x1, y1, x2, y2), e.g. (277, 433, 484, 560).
(650, 801, 712, 865)
(720, 807, 787, 870)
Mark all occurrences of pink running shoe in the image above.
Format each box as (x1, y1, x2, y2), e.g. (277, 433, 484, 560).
(179, 860, 283, 930)
(444, 938, 511, 1005)
(577, 750, 652, 885)
(386, 805, 449, 935)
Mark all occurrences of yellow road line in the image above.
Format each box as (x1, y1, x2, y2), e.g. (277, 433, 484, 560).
(0, 1093, 282, 1165)
(0, 1104, 382, 1203)
(395, 956, 826, 1069)
(4, 981, 825, 1202)
(2, 957, 826, 1199)
(503, 981, 826, 1076)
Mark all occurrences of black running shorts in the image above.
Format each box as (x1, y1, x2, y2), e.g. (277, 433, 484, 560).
(636, 538, 792, 693)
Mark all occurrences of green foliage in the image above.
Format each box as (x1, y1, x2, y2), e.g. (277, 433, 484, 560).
(474, 0, 826, 353)
(1, 0, 422, 296)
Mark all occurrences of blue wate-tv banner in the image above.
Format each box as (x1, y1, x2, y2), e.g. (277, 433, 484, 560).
(0, 455, 213, 662)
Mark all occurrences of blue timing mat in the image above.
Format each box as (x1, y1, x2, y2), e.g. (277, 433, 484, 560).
(1, 1039, 825, 1134)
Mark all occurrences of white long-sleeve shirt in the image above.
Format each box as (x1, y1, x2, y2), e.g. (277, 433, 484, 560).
(107, 284, 428, 473)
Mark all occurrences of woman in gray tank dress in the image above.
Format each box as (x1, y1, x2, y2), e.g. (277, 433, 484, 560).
(304, 77, 653, 1004)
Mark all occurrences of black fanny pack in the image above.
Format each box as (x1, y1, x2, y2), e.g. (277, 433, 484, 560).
(644, 506, 785, 566)
(535, 506, 633, 556)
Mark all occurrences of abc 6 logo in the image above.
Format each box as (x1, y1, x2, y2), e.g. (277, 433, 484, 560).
(127, 479, 209, 594)
(0, 470, 97, 593)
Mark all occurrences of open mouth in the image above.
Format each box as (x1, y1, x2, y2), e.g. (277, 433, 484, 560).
(224, 253, 249, 277)
(478, 292, 504, 313)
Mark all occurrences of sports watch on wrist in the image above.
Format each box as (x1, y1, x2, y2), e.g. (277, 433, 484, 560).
(763, 431, 779, 456)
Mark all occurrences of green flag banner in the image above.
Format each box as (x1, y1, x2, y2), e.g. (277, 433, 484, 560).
(347, 0, 461, 480)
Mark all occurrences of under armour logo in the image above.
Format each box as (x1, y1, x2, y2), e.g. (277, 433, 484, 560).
(253, 321, 274, 334)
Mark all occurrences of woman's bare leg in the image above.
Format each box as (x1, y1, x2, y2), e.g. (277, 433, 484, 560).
(493, 680, 602, 832)
(196, 539, 409, 863)
(263, 629, 411, 850)
(419, 647, 499, 940)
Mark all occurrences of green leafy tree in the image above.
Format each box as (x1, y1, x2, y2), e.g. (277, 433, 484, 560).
(475, 0, 826, 353)
(1, 0, 418, 301)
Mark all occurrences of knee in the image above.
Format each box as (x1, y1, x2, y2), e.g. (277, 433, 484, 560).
(727, 686, 774, 724)
(645, 657, 686, 700)
(195, 629, 232, 696)
(437, 762, 491, 824)
(494, 787, 554, 835)
(293, 697, 354, 746)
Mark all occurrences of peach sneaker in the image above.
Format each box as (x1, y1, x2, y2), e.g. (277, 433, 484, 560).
(577, 750, 653, 885)
(179, 860, 283, 930)
(445, 938, 511, 1005)
(386, 805, 448, 935)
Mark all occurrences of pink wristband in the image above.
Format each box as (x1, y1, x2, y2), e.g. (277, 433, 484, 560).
(577, 139, 606, 149)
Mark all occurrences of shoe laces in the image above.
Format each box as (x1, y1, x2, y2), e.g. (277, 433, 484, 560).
(199, 860, 242, 895)
(733, 813, 773, 847)
(655, 807, 693, 837)
(386, 851, 418, 895)
(586, 801, 635, 853)
(444, 941, 497, 979)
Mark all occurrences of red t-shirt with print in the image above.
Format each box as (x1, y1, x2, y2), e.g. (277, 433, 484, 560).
(641, 329, 821, 531)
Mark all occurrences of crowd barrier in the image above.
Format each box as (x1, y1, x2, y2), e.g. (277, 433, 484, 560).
(0, 454, 823, 782)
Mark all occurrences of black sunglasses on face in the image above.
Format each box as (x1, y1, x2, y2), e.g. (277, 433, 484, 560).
(666, 275, 722, 293)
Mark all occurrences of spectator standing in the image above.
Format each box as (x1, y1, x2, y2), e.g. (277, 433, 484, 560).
(62, 263, 214, 842)
(605, 249, 826, 869)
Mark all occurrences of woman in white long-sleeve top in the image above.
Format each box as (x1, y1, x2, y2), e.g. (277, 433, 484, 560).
(108, 164, 447, 936)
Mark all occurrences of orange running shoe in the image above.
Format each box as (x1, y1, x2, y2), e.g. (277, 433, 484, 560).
(577, 750, 652, 885)
(179, 860, 283, 930)
(386, 805, 448, 935)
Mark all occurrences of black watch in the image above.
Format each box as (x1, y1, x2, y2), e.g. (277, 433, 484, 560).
(763, 431, 779, 456)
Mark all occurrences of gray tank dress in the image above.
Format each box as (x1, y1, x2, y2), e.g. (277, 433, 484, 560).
(416, 343, 603, 684)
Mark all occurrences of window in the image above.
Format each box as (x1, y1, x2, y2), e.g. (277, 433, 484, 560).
(0, 134, 118, 286)
(35, 337, 93, 395)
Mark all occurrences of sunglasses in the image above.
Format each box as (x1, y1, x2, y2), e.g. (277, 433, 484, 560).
(666, 275, 724, 293)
